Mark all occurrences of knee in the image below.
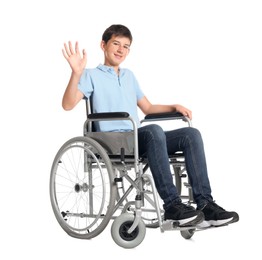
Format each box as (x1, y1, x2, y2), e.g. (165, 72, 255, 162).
(144, 124, 166, 143)
(188, 127, 201, 138)
(186, 127, 203, 145)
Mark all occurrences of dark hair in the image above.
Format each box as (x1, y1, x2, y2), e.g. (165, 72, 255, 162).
(102, 24, 133, 44)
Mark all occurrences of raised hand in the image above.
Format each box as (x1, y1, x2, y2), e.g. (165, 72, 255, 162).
(62, 41, 87, 75)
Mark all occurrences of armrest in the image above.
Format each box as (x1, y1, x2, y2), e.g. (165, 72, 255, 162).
(141, 112, 192, 127)
(88, 112, 130, 120)
(144, 112, 184, 120)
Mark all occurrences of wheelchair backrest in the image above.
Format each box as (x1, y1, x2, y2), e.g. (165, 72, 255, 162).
(83, 97, 135, 156)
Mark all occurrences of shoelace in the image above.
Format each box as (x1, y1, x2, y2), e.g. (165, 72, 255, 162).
(175, 203, 195, 211)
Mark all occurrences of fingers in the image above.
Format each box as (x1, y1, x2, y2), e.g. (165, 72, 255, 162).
(62, 41, 79, 58)
(62, 41, 87, 72)
(184, 109, 192, 120)
(175, 104, 192, 120)
(186, 111, 192, 120)
(68, 41, 75, 54)
(62, 41, 71, 59)
(75, 41, 80, 54)
(82, 49, 87, 60)
(62, 48, 67, 59)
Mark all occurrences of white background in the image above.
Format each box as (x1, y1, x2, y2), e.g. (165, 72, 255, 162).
(1, 0, 261, 259)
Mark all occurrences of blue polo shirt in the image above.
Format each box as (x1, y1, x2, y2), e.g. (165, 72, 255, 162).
(78, 64, 144, 132)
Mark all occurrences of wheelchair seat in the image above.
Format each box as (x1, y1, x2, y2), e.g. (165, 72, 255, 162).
(86, 131, 135, 155)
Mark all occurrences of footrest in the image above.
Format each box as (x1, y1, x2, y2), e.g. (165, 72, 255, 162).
(161, 220, 196, 231)
(184, 182, 191, 188)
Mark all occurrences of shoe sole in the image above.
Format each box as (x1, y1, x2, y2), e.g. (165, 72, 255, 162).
(179, 212, 204, 227)
(197, 217, 234, 229)
(228, 213, 239, 224)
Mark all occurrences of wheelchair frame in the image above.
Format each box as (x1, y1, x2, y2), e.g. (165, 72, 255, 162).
(50, 99, 196, 248)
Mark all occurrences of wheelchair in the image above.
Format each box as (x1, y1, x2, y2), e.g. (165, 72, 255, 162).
(49, 98, 196, 248)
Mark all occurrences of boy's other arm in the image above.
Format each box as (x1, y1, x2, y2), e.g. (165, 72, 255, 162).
(137, 96, 192, 120)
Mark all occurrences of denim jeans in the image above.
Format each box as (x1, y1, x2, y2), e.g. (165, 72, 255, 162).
(138, 124, 213, 210)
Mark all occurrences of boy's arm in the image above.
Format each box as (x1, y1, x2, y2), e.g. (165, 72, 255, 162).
(62, 41, 87, 110)
(137, 96, 192, 120)
(62, 72, 84, 110)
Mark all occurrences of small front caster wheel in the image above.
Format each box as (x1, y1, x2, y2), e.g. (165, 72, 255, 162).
(180, 228, 195, 239)
(111, 213, 146, 248)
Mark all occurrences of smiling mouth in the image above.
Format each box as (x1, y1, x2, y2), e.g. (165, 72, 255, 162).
(114, 54, 122, 59)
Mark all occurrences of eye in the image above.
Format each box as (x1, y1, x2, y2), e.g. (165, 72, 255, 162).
(113, 41, 120, 46)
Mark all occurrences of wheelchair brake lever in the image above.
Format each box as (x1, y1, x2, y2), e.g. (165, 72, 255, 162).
(120, 148, 125, 163)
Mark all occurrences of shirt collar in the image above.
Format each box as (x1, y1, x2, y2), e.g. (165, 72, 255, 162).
(97, 64, 122, 76)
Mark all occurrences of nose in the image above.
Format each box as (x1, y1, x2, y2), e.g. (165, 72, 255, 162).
(117, 45, 124, 53)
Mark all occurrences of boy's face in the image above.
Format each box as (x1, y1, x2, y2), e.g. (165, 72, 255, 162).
(101, 35, 131, 68)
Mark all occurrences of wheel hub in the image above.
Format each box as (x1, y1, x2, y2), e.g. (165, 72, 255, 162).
(74, 183, 89, 192)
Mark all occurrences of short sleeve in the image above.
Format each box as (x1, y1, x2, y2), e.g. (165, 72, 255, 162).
(129, 70, 144, 101)
(78, 69, 94, 98)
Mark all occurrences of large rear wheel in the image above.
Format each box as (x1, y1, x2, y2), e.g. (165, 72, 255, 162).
(50, 136, 116, 239)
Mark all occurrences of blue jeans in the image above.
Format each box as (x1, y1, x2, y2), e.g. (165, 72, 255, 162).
(138, 124, 213, 210)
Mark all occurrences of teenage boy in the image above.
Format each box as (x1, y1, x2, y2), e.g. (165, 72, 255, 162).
(62, 24, 239, 228)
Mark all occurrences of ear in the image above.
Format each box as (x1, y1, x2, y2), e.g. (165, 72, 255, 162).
(100, 40, 106, 51)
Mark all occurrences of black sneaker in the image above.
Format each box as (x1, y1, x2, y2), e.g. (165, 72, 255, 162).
(197, 201, 239, 228)
(164, 202, 204, 226)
